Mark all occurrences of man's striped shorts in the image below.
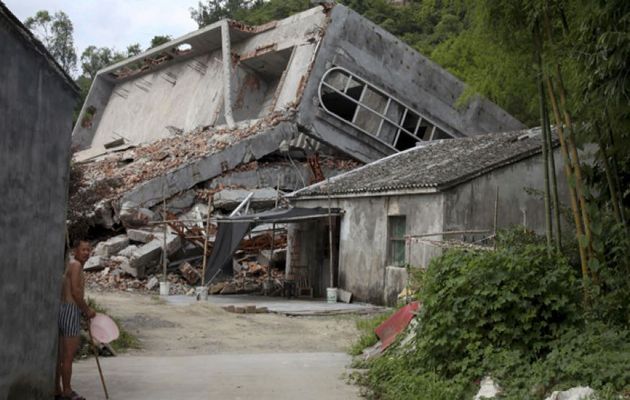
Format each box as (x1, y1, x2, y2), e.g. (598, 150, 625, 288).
(58, 303, 81, 337)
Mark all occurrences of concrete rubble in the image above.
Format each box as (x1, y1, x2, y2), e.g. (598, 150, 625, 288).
(473, 377, 501, 399)
(544, 387, 595, 400)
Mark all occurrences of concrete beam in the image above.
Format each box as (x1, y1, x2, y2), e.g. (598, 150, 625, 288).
(118, 121, 298, 210)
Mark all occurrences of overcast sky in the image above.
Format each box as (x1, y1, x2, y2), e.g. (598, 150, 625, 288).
(5, 0, 199, 58)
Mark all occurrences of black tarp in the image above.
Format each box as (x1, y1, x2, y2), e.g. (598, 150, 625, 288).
(203, 207, 342, 285)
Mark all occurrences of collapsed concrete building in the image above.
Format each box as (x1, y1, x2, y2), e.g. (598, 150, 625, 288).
(0, 2, 80, 399)
(71, 4, 524, 289)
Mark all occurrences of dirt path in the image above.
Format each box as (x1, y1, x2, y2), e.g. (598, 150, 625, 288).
(85, 290, 360, 356)
(72, 291, 364, 399)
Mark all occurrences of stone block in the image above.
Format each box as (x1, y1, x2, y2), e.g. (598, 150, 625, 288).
(153, 233, 182, 256)
(119, 201, 156, 228)
(165, 190, 196, 213)
(128, 241, 162, 278)
(118, 245, 138, 258)
(111, 255, 139, 278)
(210, 282, 226, 295)
(84, 256, 107, 271)
(126, 229, 155, 244)
(93, 235, 129, 257)
(146, 276, 159, 290)
(220, 283, 237, 295)
(178, 262, 201, 285)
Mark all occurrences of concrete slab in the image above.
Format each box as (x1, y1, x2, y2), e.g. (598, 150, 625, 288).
(72, 352, 359, 400)
(165, 294, 387, 316)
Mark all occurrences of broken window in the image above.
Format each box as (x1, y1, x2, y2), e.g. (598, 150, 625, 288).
(319, 67, 454, 151)
(388, 216, 406, 266)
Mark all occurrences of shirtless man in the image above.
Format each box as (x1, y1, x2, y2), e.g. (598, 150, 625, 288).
(56, 240, 96, 400)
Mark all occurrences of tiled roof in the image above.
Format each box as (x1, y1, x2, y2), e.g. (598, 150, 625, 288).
(291, 128, 548, 197)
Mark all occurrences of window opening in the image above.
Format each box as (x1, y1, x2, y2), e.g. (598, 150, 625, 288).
(319, 67, 454, 152)
(388, 216, 406, 266)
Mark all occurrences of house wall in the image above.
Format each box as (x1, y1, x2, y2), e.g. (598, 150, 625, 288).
(297, 5, 525, 163)
(292, 194, 444, 305)
(442, 150, 568, 236)
(0, 15, 77, 400)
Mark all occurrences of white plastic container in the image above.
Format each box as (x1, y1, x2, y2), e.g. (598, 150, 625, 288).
(326, 287, 338, 304)
(195, 286, 208, 301)
(159, 281, 170, 296)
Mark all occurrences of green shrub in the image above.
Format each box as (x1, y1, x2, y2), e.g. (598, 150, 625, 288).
(360, 356, 469, 400)
(481, 323, 630, 399)
(415, 245, 580, 378)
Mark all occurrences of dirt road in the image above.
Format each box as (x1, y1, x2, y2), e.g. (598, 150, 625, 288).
(72, 291, 363, 399)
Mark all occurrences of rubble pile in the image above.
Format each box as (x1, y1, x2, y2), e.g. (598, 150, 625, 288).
(83, 213, 289, 296)
(210, 260, 287, 296)
(76, 109, 296, 201)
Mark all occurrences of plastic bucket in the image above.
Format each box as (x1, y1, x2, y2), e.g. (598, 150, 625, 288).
(326, 287, 338, 304)
(159, 281, 170, 296)
(196, 286, 208, 301)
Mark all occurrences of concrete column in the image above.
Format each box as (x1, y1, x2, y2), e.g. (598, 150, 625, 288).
(221, 21, 236, 129)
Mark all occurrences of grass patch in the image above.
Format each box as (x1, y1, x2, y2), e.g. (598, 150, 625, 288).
(348, 311, 393, 356)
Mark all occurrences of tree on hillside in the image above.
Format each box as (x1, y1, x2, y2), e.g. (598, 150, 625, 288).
(190, 0, 312, 27)
(79, 46, 126, 80)
(149, 35, 172, 49)
(25, 10, 77, 75)
(126, 43, 142, 57)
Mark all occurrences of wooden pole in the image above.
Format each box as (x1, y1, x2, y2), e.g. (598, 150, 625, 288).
(493, 186, 499, 249)
(546, 76, 589, 282)
(544, 104, 562, 250)
(327, 180, 334, 289)
(162, 187, 168, 283)
(534, 23, 553, 252)
(88, 330, 109, 399)
(268, 223, 275, 295)
(555, 66, 595, 264)
(201, 196, 212, 287)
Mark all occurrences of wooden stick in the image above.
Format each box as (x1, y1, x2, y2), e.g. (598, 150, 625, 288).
(88, 330, 109, 399)
(201, 197, 212, 287)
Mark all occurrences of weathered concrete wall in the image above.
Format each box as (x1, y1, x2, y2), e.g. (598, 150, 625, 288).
(442, 150, 568, 236)
(72, 7, 327, 150)
(0, 14, 77, 400)
(293, 194, 443, 305)
(297, 5, 525, 162)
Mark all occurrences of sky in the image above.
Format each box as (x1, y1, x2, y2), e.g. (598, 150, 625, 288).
(5, 0, 200, 66)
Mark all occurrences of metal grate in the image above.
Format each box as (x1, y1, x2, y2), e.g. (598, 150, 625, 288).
(318, 67, 454, 151)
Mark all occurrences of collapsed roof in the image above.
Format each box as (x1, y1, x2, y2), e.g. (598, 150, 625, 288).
(72, 4, 523, 159)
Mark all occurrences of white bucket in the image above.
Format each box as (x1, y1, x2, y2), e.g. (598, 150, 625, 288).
(326, 287, 338, 304)
(195, 286, 208, 301)
(159, 282, 170, 296)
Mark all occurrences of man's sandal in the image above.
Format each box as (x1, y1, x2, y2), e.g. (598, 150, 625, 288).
(59, 391, 86, 400)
